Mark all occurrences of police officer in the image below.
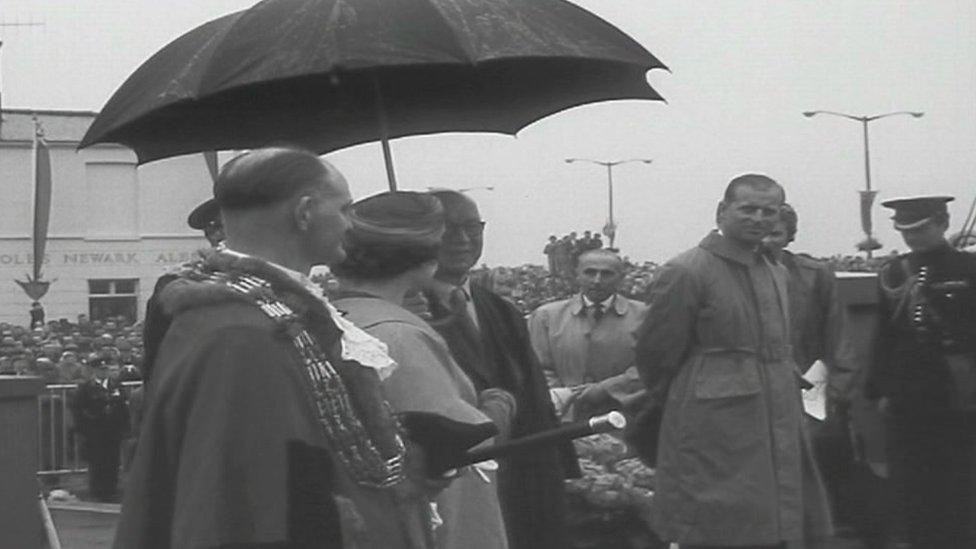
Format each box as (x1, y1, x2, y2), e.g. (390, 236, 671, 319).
(865, 195, 976, 547)
(72, 355, 129, 502)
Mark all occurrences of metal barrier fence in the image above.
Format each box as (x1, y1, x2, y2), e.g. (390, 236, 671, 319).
(36, 381, 142, 477)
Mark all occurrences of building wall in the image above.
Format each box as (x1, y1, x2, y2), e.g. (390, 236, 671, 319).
(0, 110, 216, 325)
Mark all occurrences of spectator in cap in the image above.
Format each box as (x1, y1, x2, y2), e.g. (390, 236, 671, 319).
(865, 195, 976, 547)
(333, 191, 512, 549)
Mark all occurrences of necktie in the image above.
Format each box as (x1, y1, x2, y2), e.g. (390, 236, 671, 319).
(591, 303, 605, 321)
(449, 287, 481, 338)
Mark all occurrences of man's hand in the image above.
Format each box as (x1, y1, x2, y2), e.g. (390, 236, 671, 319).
(575, 383, 613, 419)
(577, 383, 610, 409)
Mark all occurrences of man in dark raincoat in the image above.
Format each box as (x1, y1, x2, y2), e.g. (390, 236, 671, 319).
(635, 174, 831, 548)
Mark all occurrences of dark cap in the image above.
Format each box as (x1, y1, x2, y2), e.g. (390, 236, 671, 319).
(187, 198, 220, 230)
(881, 195, 954, 230)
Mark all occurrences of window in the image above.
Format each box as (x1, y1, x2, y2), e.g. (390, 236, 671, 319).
(88, 279, 139, 322)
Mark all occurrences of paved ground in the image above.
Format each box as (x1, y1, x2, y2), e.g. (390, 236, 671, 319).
(48, 506, 867, 549)
(48, 504, 118, 549)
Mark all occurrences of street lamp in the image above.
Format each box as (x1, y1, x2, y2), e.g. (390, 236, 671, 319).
(803, 110, 924, 258)
(564, 158, 653, 249)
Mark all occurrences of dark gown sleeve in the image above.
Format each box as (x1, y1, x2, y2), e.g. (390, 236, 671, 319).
(116, 321, 342, 549)
(141, 273, 179, 385)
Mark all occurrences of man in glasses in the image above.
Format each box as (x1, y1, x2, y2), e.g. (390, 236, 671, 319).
(424, 189, 578, 549)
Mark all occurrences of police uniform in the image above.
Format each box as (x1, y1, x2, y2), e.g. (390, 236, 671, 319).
(865, 196, 976, 547)
(72, 357, 129, 502)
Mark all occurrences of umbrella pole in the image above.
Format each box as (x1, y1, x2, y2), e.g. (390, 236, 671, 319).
(380, 136, 398, 191)
(371, 73, 398, 191)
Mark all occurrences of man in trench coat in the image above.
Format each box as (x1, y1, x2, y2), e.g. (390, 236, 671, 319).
(635, 174, 832, 548)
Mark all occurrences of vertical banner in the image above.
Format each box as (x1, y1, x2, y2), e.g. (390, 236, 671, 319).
(859, 189, 877, 237)
(32, 123, 53, 281)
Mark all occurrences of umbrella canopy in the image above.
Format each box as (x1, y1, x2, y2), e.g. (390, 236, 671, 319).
(81, 0, 666, 183)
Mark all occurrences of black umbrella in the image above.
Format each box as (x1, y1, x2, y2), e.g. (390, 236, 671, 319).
(80, 0, 667, 189)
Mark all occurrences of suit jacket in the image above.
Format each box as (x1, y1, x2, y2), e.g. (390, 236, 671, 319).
(427, 282, 578, 549)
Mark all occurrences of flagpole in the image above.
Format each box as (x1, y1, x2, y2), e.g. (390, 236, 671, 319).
(31, 115, 40, 282)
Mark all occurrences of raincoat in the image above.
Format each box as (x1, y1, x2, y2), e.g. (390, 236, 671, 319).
(635, 231, 831, 546)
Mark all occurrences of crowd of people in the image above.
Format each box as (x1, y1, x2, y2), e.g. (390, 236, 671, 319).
(543, 230, 607, 279)
(0, 315, 144, 383)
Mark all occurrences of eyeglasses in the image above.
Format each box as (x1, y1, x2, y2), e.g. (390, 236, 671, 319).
(445, 221, 486, 238)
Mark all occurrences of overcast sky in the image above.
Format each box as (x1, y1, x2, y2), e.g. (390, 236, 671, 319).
(2, 0, 974, 266)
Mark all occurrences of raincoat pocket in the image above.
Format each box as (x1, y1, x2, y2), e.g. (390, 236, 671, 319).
(693, 352, 761, 399)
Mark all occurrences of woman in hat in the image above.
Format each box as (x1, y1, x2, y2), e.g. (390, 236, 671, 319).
(333, 191, 514, 549)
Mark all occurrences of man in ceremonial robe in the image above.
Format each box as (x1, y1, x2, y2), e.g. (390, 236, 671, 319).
(422, 190, 579, 549)
(116, 148, 433, 549)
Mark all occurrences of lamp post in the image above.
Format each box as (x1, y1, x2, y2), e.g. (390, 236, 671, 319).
(803, 110, 924, 258)
(564, 158, 653, 249)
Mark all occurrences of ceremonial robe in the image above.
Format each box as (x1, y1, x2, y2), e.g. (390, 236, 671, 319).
(115, 253, 422, 549)
(427, 282, 578, 549)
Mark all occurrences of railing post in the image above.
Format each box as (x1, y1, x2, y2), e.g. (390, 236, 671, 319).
(0, 375, 45, 548)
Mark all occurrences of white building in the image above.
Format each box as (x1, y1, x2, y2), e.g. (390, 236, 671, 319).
(0, 108, 214, 325)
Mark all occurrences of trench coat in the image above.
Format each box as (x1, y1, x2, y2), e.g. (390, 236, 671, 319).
(635, 231, 831, 546)
(781, 251, 855, 401)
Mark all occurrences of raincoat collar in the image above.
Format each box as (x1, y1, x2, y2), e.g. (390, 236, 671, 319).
(700, 230, 763, 266)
